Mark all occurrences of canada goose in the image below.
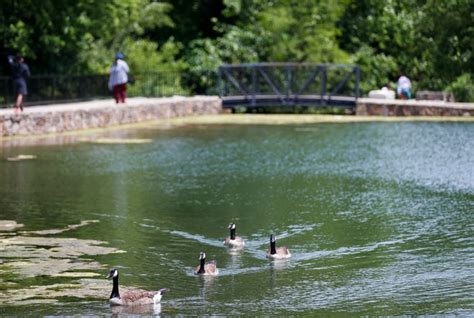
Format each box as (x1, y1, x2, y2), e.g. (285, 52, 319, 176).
(223, 223, 245, 248)
(266, 234, 291, 259)
(194, 252, 219, 276)
(106, 268, 169, 306)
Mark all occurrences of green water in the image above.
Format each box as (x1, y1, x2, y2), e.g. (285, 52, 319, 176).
(0, 121, 473, 316)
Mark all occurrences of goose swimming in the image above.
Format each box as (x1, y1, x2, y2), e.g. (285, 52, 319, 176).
(106, 268, 169, 306)
(223, 223, 245, 248)
(194, 252, 219, 276)
(266, 234, 291, 259)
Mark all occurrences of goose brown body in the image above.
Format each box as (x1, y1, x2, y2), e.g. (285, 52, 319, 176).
(107, 268, 169, 306)
(194, 252, 219, 276)
(112, 289, 160, 306)
(266, 235, 291, 259)
(223, 223, 245, 248)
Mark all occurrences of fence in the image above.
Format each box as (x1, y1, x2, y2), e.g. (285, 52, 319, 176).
(0, 71, 219, 108)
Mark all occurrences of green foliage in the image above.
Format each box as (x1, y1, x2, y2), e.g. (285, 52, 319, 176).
(351, 46, 398, 94)
(0, 0, 176, 74)
(445, 74, 474, 102)
(414, 0, 474, 89)
(339, 0, 473, 93)
(1, 0, 472, 99)
(125, 39, 188, 97)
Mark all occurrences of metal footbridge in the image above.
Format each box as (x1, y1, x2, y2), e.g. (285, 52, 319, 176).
(218, 63, 360, 109)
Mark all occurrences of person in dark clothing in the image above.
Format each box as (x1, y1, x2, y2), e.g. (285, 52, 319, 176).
(8, 54, 30, 112)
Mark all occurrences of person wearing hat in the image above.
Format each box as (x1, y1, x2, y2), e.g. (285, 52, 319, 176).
(396, 74, 412, 100)
(7, 53, 30, 112)
(108, 52, 130, 103)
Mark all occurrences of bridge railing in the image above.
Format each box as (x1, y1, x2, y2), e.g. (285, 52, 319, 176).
(218, 63, 360, 108)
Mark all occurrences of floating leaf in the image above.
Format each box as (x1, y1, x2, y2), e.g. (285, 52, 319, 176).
(51, 272, 102, 278)
(0, 279, 110, 304)
(6, 155, 37, 161)
(0, 221, 24, 231)
(88, 138, 152, 144)
(0, 220, 127, 305)
(23, 220, 100, 235)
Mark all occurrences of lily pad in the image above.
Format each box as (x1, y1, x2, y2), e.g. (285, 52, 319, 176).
(23, 220, 100, 235)
(0, 221, 24, 231)
(86, 138, 152, 144)
(0, 278, 109, 304)
(1, 258, 104, 278)
(6, 155, 37, 161)
(0, 219, 128, 306)
(0, 236, 125, 260)
(51, 272, 102, 278)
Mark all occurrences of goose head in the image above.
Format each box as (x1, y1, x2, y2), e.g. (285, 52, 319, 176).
(159, 288, 170, 295)
(107, 268, 119, 279)
(228, 223, 236, 230)
(199, 251, 206, 261)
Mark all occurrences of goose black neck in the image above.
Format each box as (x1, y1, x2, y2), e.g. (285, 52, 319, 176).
(270, 239, 276, 255)
(198, 258, 206, 274)
(110, 275, 120, 299)
(230, 228, 236, 240)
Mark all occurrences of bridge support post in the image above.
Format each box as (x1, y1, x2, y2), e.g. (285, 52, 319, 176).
(320, 65, 327, 106)
(286, 66, 292, 104)
(355, 66, 360, 100)
(252, 67, 256, 106)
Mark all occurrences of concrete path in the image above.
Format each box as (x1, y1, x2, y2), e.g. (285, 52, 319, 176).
(0, 96, 206, 115)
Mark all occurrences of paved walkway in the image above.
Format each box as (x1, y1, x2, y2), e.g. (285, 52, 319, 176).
(2, 97, 473, 117)
(358, 97, 474, 109)
(0, 96, 200, 116)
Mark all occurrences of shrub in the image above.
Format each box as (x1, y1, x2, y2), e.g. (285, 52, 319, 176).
(445, 74, 474, 102)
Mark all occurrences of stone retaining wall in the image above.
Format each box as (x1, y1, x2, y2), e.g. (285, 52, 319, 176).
(0, 96, 222, 137)
(356, 98, 474, 116)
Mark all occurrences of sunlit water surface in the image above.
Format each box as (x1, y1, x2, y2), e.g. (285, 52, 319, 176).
(0, 121, 473, 316)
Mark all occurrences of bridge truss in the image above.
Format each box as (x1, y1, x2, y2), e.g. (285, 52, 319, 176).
(218, 63, 360, 109)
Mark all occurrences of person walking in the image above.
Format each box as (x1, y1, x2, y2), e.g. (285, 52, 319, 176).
(8, 53, 30, 113)
(108, 52, 129, 104)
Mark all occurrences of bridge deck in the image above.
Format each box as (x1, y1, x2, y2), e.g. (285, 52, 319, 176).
(221, 94, 357, 107)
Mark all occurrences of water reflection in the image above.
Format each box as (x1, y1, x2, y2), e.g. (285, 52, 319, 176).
(196, 275, 218, 300)
(110, 303, 161, 316)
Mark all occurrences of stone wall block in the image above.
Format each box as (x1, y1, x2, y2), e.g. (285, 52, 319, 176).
(356, 99, 474, 117)
(0, 97, 222, 136)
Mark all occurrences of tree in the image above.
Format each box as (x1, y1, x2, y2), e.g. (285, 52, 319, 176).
(0, 0, 176, 74)
(185, 0, 350, 71)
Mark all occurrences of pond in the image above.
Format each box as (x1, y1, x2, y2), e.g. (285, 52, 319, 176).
(0, 118, 473, 316)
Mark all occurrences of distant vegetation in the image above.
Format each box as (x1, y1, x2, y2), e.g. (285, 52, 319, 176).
(1, 0, 472, 101)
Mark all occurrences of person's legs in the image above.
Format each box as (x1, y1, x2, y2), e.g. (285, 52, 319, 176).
(113, 85, 120, 103)
(14, 81, 26, 111)
(122, 84, 127, 103)
(14, 94, 23, 112)
(118, 83, 127, 103)
(404, 88, 411, 99)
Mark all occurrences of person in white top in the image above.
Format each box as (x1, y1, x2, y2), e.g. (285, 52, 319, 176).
(397, 75, 412, 99)
(108, 52, 130, 103)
